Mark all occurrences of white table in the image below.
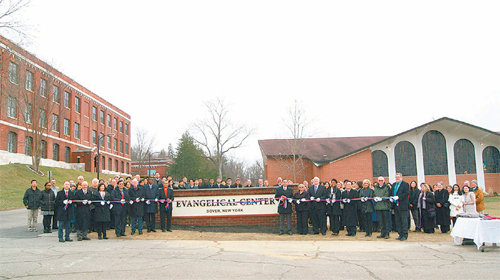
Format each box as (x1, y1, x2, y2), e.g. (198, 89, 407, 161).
(450, 217, 500, 251)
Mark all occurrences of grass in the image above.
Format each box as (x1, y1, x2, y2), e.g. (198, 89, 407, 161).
(0, 163, 105, 210)
(484, 196, 500, 217)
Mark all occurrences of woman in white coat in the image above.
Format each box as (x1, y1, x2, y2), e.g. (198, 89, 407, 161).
(448, 184, 464, 226)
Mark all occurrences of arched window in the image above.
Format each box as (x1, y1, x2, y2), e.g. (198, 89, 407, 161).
(52, 144, 59, 161)
(422, 130, 448, 175)
(7, 132, 17, 153)
(483, 146, 500, 173)
(25, 136, 33, 156)
(40, 140, 47, 159)
(395, 141, 417, 176)
(64, 146, 71, 163)
(454, 139, 476, 174)
(372, 150, 388, 177)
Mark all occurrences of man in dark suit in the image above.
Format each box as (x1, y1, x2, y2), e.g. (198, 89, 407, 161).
(111, 180, 129, 237)
(75, 181, 93, 241)
(308, 177, 328, 235)
(244, 179, 254, 188)
(128, 178, 145, 235)
(144, 177, 159, 232)
(392, 173, 410, 241)
(327, 179, 342, 235)
(55, 181, 73, 242)
(274, 180, 294, 235)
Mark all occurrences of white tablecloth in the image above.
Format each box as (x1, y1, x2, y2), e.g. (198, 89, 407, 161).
(450, 217, 500, 249)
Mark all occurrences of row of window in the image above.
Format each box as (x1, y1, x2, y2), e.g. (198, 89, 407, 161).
(372, 131, 500, 177)
(8, 61, 129, 135)
(7, 131, 130, 173)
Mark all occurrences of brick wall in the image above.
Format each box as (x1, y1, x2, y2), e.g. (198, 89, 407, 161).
(484, 173, 500, 194)
(318, 150, 373, 182)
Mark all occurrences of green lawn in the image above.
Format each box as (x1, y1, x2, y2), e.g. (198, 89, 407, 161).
(485, 196, 500, 217)
(0, 163, 102, 210)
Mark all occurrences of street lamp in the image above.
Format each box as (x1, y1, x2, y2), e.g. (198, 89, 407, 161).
(96, 133, 115, 180)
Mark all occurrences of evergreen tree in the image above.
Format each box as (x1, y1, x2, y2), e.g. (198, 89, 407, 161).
(170, 132, 217, 180)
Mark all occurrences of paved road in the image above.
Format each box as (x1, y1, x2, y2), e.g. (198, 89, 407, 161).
(1, 209, 499, 279)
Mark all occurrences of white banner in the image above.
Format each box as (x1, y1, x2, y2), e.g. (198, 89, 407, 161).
(172, 194, 278, 217)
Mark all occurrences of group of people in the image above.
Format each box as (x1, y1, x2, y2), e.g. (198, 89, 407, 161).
(273, 174, 485, 240)
(23, 174, 175, 242)
(22, 172, 486, 243)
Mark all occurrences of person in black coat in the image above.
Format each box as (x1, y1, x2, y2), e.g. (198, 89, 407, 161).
(93, 183, 111, 239)
(128, 179, 145, 235)
(342, 181, 359, 236)
(158, 180, 175, 232)
(275, 180, 294, 235)
(408, 181, 421, 232)
(326, 179, 342, 235)
(391, 173, 410, 241)
(308, 177, 328, 235)
(359, 180, 375, 237)
(55, 181, 73, 242)
(417, 184, 436, 233)
(293, 184, 310, 235)
(40, 182, 56, 233)
(144, 177, 159, 232)
(23, 180, 41, 232)
(434, 182, 450, 233)
(74, 181, 93, 241)
(111, 180, 129, 237)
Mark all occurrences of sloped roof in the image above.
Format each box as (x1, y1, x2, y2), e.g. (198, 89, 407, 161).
(258, 136, 388, 165)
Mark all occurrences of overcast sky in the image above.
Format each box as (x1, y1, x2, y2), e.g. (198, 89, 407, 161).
(6, 0, 500, 164)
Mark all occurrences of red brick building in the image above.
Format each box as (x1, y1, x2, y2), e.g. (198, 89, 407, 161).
(259, 117, 500, 193)
(131, 158, 174, 177)
(0, 35, 131, 174)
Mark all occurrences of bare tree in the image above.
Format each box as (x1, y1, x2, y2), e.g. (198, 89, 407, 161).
(279, 99, 309, 183)
(0, 0, 32, 42)
(191, 97, 253, 178)
(131, 127, 155, 170)
(245, 160, 264, 182)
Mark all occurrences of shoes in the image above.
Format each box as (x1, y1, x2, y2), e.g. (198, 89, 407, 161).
(396, 236, 402, 240)
(332, 233, 338, 236)
(53, 226, 58, 229)
(59, 239, 65, 242)
(77, 237, 82, 241)
(288, 232, 293, 235)
(162, 229, 166, 232)
(103, 236, 108, 240)
(43, 229, 49, 233)
(151, 229, 156, 232)
(384, 235, 390, 239)
(167, 229, 172, 232)
(376, 235, 384, 238)
(365, 233, 372, 237)
(131, 231, 135, 235)
(279, 231, 283, 235)
(82, 237, 90, 240)
(139, 231, 143, 235)
(147, 230, 151, 233)
(65, 238, 73, 242)
(116, 234, 121, 237)
(98, 236, 102, 240)
(321, 232, 326, 236)
(121, 233, 126, 237)
(400, 236, 407, 241)
(313, 232, 319, 235)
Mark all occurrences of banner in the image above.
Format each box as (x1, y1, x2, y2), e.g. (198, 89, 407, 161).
(172, 194, 277, 217)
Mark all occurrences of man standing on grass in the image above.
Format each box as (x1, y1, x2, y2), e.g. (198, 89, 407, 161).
(23, 179, 41, 232)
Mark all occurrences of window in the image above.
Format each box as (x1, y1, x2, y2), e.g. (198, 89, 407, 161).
(422, 130, 448, 175)
(454, 139, 476, 174)
(64, 91, 70, 108)
(25, 71, 33, 91)
(121, 161, 124, 173)
(75, 96, 80, 113)
(91, 130, 97, 145)
(74, 122, 80, 139)
(125, 143, 129, 155)
(113, 118, 117, 130)
(64, 146, 71, 163)
(107, 135, 111, 149)
(372, 150, 388, 177)
(52, 85, 59, 103)
(395, 141, 417, 176)
(120, 140, 123, 153)
(483, 146, 500, 173)
(24, 103, 32, 123)
(39, 109, 46, 128)
(40, 140, 47, 158)
(52, 144, 59, 161)
(113, 138, 117, 151)
(99, 133, 104, 147)
(102, 156, 106, 170)
(119, 121, 123, 133)
(25, 136, 33, 156)
(115, 159, 118, 172)
(125, 123, 129, 135)
(107, 114, 111, 127)
(92, 106, 97, 121)
(126, 163, 129, 174)
(100, 110, 104, 124)
(39, 78, 47, 97)
(63, 119, 70, 135)
(108, 158, 113, 171)
(9, 62, 18, 84)
(7, 95, 17, 118)
(8, 132, 17, 153)
(52, 114, 59, 132)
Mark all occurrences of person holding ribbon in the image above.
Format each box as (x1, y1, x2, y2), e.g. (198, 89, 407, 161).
(144, 177, 159, 232)
(308, 177, 328, 235)
(275, 179, 294, 235)
(359, 179, 375, 237)
(75, 181, 93, 241)
(111, 180, 129, 237)
(55, 181, 73, 242)
(94, 183, 111, 239)
(128, 178, 145, 235)
(326, 178, 342, 236)
(373, 177, 390, 239)
(341, 181, 359, 236)
(392, 173, 410, 241)
(159, 180, 175, 232)
(293, 183, 310, 235)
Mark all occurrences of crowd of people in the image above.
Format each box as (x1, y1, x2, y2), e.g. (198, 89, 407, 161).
(273, 174, 485, 240)
(22, 172, 486, 242)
